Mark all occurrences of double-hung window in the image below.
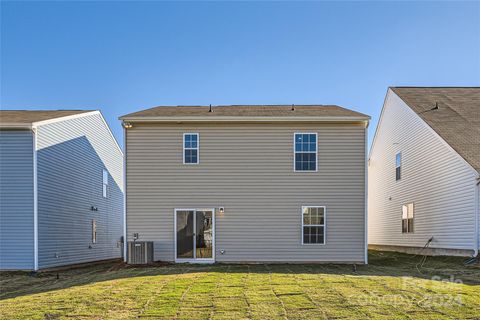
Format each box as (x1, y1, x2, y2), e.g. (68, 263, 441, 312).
(302, 206, 325, 244)
(183, 133, 199, 164)
(102, 169, 108, 198)
(294, 133, 317, 171)
(396, 152, 401, 181)
(402, 203, 414, 233)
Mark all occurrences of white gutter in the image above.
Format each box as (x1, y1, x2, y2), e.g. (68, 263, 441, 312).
(0, 123, 33, 129)
(123, 126, 127, 262)
(32, 128, 39, 271)
(119, 116, 370, 123)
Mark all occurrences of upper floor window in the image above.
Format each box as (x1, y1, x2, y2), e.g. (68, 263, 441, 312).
(402, 203, 414, 233)
(102, 169, 108, 198)
(395, 152, 401, 181)
(294, 133, 317, 171)
(302, 206, 325, 244)
(184, 133, 199, 164)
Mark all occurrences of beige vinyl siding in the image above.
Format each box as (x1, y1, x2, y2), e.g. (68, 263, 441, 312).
(126, 122, 366, 263)
(369, 90, 478, 252)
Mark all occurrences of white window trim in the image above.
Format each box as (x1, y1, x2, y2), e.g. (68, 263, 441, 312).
(183, 133, 200, 165)
(92, 219, 97, 244)
(102, 169, 109, 198)
(395, 152, 402, 181)
(293, 132, 318, 172)
(401, 202, 414, 234)
(173, 208, 215, 263)
(301, 205, 326, 245)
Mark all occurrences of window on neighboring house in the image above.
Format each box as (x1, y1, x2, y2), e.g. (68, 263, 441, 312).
(294, 133, 317, 171)
(302, 206, 325, 244)
(396, 152, 401, 181)
(92, 219, 97, 243)
(102, 169, 108, 198)
(183, 133, 199, 164)
(402, 203, 414, 233)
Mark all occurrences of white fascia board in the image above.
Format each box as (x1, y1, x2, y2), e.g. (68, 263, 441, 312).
(0, 123, 33, 129)
(96, 111, 124, 156)
(368, 88, 391, 160)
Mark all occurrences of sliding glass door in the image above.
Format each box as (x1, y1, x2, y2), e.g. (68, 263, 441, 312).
(175, 209, 214, 262)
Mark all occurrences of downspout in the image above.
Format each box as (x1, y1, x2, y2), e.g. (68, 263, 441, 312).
(123, 125, 127, 262)
(32, 128, 39, 271)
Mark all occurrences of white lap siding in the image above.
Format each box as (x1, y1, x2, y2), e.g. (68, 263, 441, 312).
(36, 113, 124, 268)
(0, 130, 34, 270)
(369, 90, 478, 253)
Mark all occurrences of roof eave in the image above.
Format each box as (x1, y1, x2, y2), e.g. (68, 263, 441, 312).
(0, 123, 33, 129)
(119, 116, 370, 122)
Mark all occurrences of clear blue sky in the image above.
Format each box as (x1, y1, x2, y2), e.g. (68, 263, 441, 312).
(2, 1, 479, 147)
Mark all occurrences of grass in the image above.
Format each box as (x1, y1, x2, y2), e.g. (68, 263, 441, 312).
(0, 251, 479, 319)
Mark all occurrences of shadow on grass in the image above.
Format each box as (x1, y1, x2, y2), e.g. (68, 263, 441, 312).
(1, 250, 478, 300)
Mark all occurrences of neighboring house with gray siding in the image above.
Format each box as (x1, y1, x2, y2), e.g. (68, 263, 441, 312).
(369, 87, 480, 257)
(120, 105, 369, 264)
(0, 110, 124, 270)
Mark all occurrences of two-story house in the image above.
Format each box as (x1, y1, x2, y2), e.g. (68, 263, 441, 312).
(0, 110, 124, 270)
(368, 87, 480, 257)
(120, 105, 369, 264)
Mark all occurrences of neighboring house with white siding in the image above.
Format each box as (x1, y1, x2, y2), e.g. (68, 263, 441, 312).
(0, 110, 124, 270)
(369, 87, 480, 257)
(120, 105, 369, 264)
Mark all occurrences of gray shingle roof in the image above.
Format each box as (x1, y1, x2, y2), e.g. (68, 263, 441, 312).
(120, 105, 370, 120)
(391, 87, 480, 172)
(0, 110, 94, 125)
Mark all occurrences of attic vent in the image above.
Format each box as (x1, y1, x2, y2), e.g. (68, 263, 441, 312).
(419, 102, 440, 114)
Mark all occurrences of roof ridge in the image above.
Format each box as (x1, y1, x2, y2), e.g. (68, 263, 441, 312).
(155, 105, 335, 107)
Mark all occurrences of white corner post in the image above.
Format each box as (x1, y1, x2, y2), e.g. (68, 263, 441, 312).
(364, 122, 369, 265)
(123, 126, 127, 262)
(32, 128, 39, 271)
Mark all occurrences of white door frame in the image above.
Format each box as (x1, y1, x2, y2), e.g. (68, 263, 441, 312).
(174, 208, 215, 263)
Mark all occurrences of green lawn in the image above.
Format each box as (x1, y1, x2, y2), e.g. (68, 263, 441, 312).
(0, 251, 479, 319)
